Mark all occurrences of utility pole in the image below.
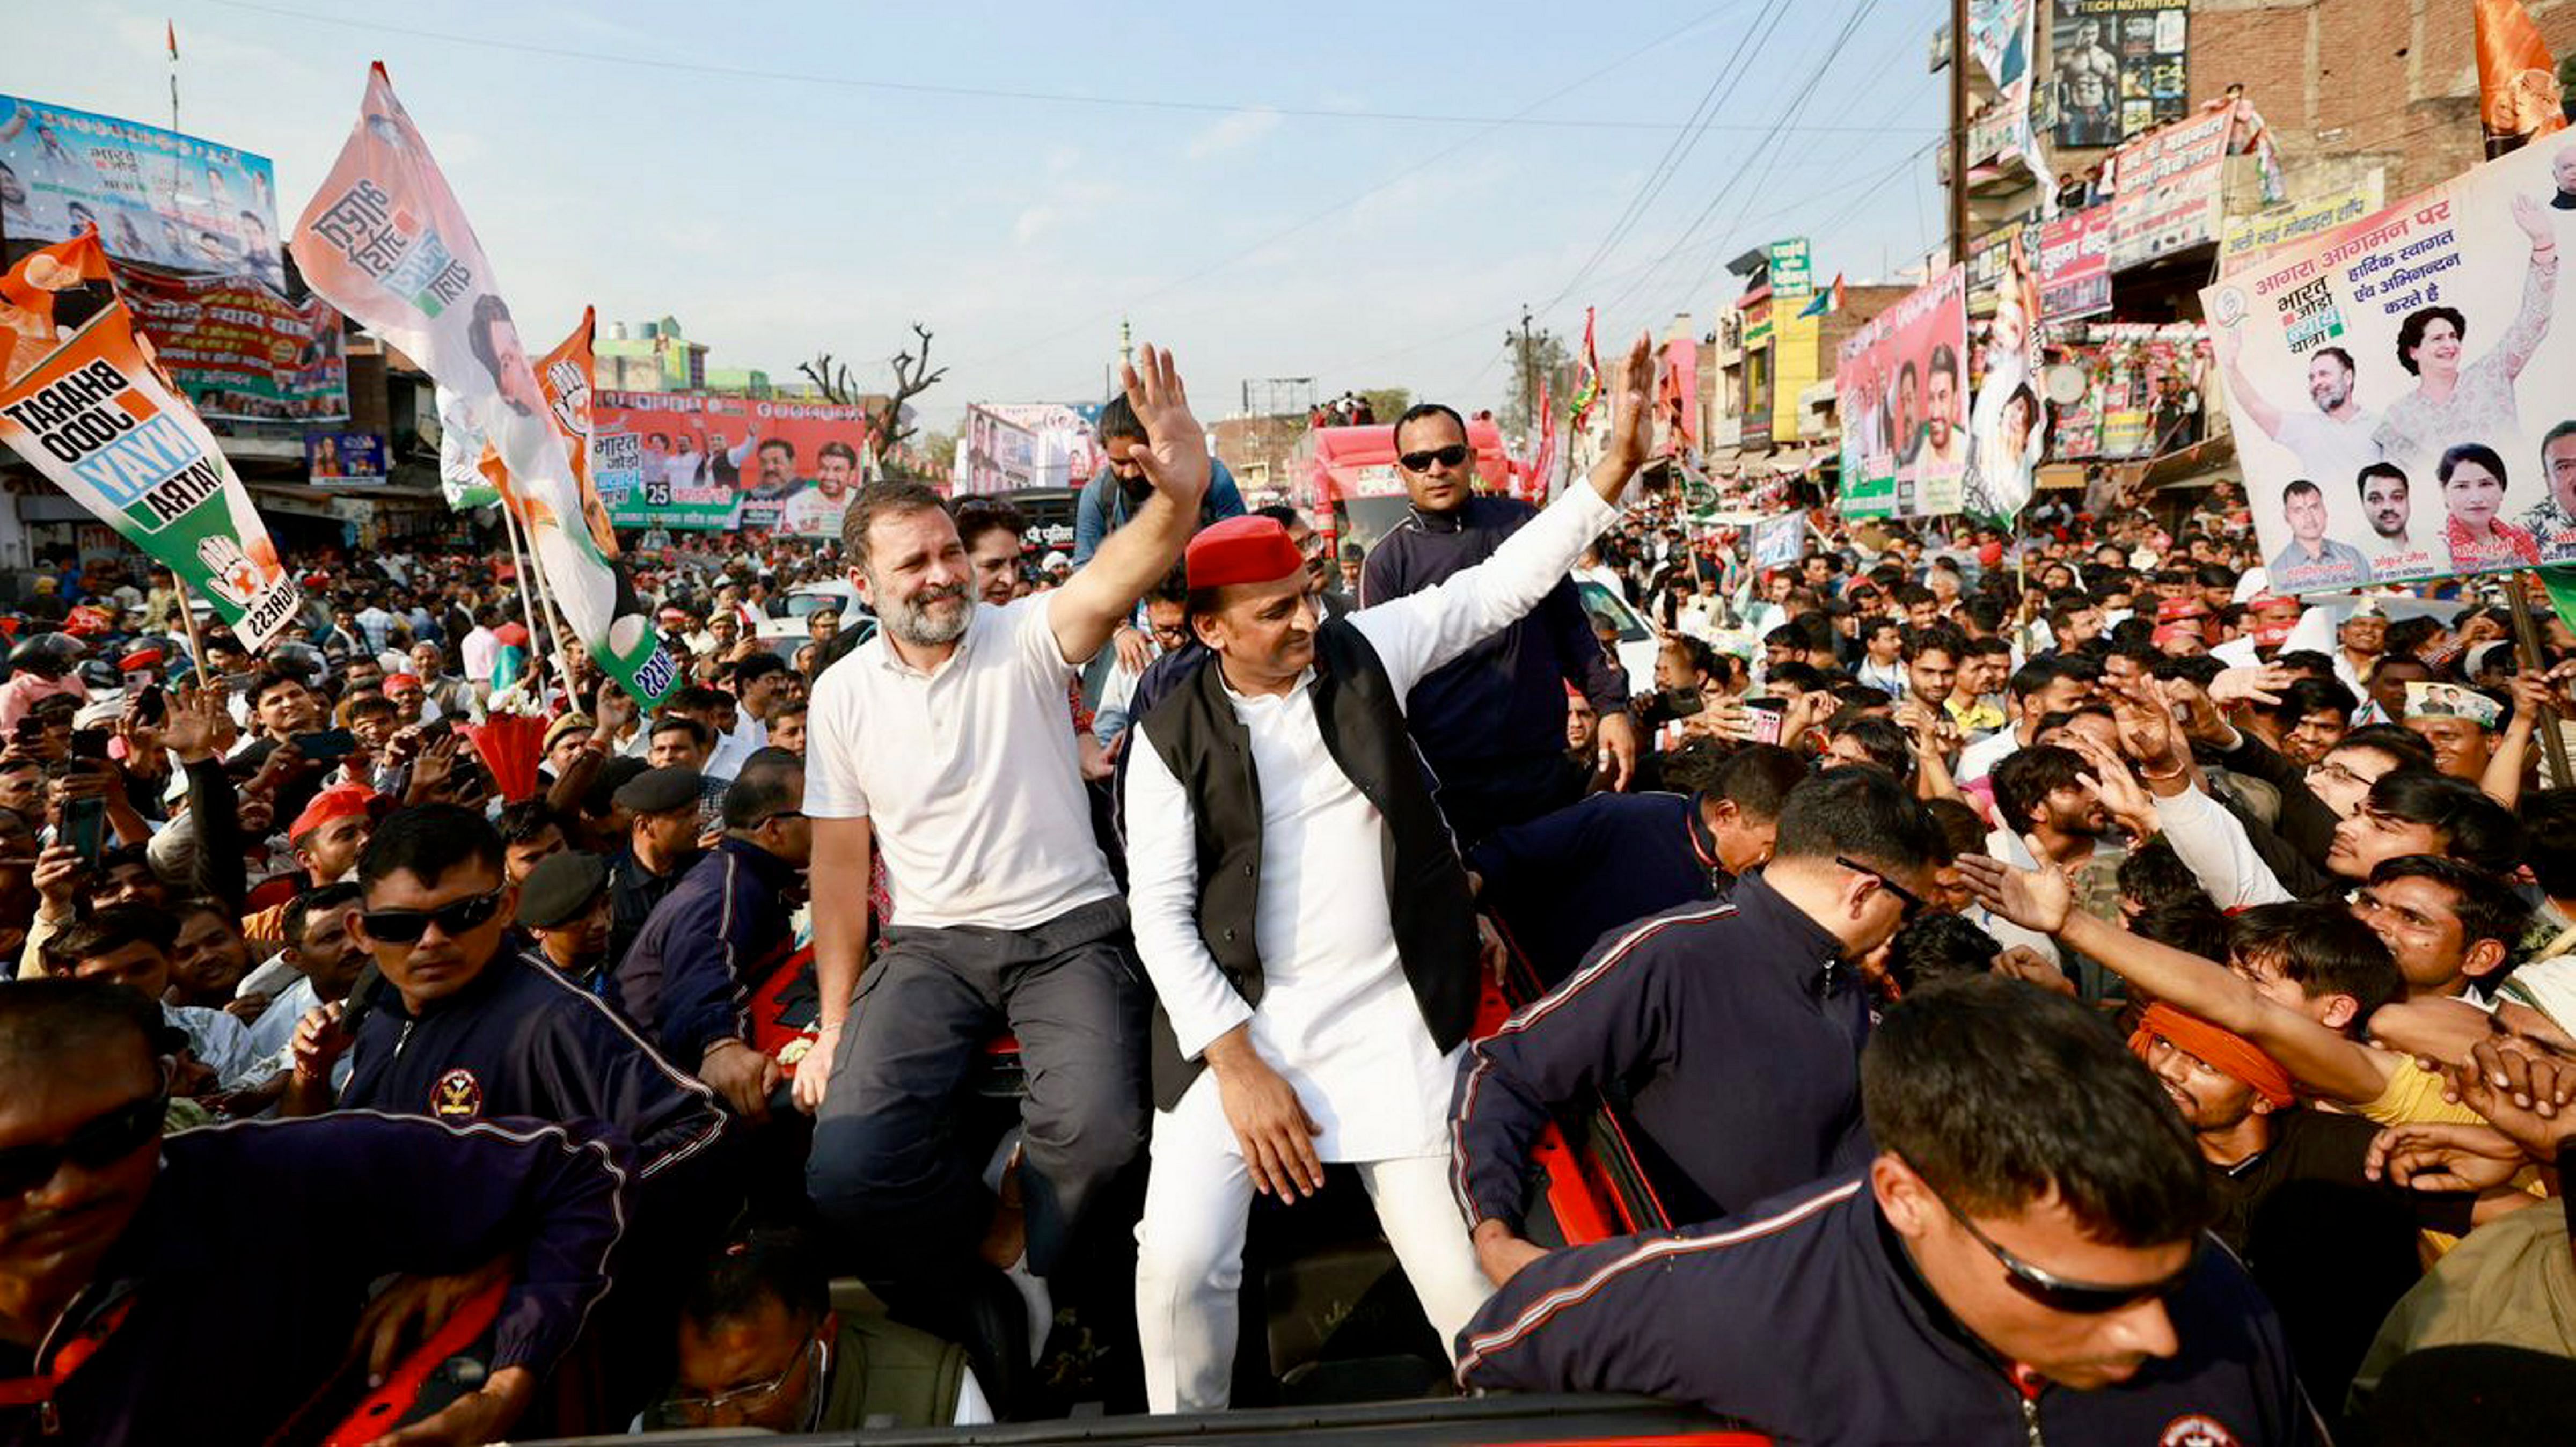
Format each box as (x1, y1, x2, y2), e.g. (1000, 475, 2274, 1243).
(1947, 0, 1970, 267)
(1504, 304, 1535, 431)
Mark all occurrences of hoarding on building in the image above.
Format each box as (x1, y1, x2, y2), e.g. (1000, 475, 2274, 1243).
(0, 94, 282, 281)
(2050, 0, 2189, 149)
(1834, 265, 1970, 519)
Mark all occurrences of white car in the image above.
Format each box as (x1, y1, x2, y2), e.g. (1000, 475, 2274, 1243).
(756, 581, 863, 641)
(1573, 579, 1662, 693)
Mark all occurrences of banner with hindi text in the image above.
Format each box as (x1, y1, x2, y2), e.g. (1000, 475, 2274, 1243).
(0, 235, 299, 646)
(2208, 137, 2576, 592)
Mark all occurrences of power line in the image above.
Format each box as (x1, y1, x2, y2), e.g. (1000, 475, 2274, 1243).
(202, 0, 1937, 136)
(1536, 0, 1797, 315)
(950, 2, 1751, 374)
(1607, 0, 1887, 320)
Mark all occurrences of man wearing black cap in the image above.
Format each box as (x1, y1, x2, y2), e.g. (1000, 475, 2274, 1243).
(608, 764, 706, 968)
(621, 748, 810, 1119)
(520, 849, 615, 999)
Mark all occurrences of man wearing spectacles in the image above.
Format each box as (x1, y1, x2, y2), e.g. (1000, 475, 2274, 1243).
(648, 1228, 990, 1433)
(1460, 977, 2319, 1443)
(621, 749, 811, 1126)
(1359, 401, 1640, 845)
(0, 977, 627, 1445)
(1453, 768, 1943, 1285)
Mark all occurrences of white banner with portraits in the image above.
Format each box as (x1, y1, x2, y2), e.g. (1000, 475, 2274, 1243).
(2208, 136, 2576, 593)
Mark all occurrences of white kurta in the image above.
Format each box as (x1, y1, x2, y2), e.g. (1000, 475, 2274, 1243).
(1124, 484, 1621, 1161)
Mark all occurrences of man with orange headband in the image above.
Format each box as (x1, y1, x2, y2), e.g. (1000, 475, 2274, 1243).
(2133, 1002, 2476, 1409)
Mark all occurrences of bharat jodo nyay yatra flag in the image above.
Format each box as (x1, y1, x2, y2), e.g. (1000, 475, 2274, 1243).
(290, 65, 675, 705)
(0, 232, 301, 647)
(2209, 130, 2576, 595)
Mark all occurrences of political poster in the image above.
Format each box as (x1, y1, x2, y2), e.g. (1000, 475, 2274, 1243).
(1835, 265, 1970, 520)
(0, 95, 283, 282)
(2050, 0, 2189, 149)
(2217, 173, 2388, 277)
(1964, 231, 2046, 524)
(2104, 108, 2231, 271)
(1966, 0, 2048, 188)
(291, 64, 675, 705)
(1749, 510, 1806, 569)
(0, 235, 299, 647)
(2206, 135, 2576, 593)
(307, 432, 385, 483)
(110, 263, 347, 423)
(955, 402, 1104, 495)
(2037, 206, 2112, 324)
(592, 389, 870, 535)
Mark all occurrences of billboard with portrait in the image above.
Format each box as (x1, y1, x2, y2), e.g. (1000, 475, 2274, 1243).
(1835, 265, 1970, 520)
(111, 262, 346, 422)
(2208, 137, 2576, 591)
(0, 95, 282, 282)
(592, 390, 871, 534)
(2050, 0, 2188, 150)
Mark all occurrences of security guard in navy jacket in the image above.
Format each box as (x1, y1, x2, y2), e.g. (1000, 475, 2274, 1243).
(1459, 977, 2322, 1446)
(619, 749, 809, 1113)
(1465, 742, 1807, 988)
(0, 980, 631, 1447)
(286, 805, 731, 1210)
(1452, 768, 1942, 1262)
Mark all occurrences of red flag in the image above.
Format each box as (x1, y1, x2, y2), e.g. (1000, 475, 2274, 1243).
(2476, 0, 2567, 155)
(1568, 307, 1602, 429)
(1530, 381, 1559, 500)
(166, 20, 177, 60)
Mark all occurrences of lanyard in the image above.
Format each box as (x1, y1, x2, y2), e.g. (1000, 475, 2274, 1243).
(0, 1295, 135, 1434)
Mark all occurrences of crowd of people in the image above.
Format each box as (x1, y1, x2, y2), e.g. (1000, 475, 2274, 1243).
(5, 338, 2576, 1445)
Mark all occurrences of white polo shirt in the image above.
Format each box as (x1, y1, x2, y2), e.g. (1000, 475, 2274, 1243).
(805, 593, 1116, 930)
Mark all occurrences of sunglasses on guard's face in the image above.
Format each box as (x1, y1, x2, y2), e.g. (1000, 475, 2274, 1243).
(360, 888, 509, 944)
(1918, 1165, 2199, 1313)
(0, 1083, 168, 1196)
(1399, 444, 1470, 473)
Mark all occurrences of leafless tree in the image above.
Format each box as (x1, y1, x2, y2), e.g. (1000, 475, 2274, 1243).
(799, 323, 948, 449)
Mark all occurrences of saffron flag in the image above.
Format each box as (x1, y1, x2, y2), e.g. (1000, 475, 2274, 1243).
(0, 233, 299, 647)
(1567, 307, 1602, 430)
(2476, 0, 2567, 156)
(291, 65, 674, 705)
(533, 308, 618, 560)
(1660, 331, 1700, 450)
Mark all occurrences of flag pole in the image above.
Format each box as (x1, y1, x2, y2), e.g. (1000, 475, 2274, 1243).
(167, 574, 214, 690)
(167, 20, 179, 132)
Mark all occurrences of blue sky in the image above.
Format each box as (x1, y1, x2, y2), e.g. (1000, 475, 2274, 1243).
(5, 0, 1950, 429)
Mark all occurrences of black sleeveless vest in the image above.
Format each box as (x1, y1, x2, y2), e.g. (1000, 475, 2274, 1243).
(1136, 618, 1480, 1109)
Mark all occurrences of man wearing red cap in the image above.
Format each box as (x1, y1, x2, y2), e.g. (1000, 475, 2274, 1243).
(800, 347, 1211, 1395)
(1119, 333, 1657, 1413)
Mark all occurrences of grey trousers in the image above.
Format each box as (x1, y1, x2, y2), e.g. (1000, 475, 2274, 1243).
(807, 895, 1149, 1281)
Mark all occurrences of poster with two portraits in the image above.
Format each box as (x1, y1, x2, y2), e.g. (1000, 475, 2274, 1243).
(2213, 136, 2576, 595)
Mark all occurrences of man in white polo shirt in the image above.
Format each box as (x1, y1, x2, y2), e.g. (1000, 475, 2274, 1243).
(798, 346, 1211, 1397)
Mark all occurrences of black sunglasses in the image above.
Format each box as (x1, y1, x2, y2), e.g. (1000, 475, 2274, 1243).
(1901, 1154, 2198, 1314)
(0, 1090, 166, 1197)
(1836, 855, 1928, 921)
(360, 887, 509, 944)
(1399, 444, 1470, 473)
